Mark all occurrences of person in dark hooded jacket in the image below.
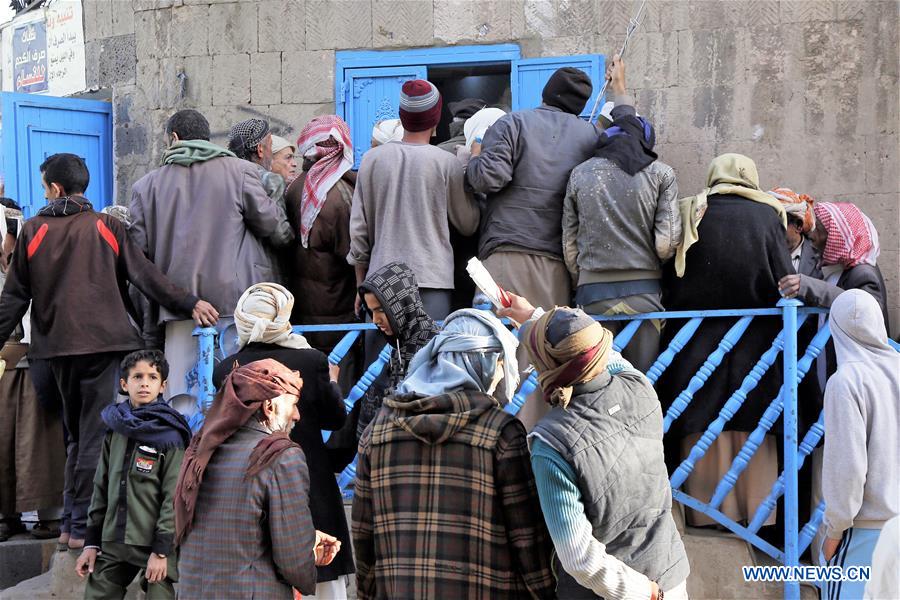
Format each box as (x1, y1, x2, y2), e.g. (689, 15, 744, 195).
(354, 262, 439, 439)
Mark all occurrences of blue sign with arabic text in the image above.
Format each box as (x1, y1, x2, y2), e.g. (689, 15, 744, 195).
(13, 22, 48, 93)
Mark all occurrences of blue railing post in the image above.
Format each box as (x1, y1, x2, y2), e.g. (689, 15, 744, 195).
(192, 326, 218, 431)
(779, 298, 801, 600)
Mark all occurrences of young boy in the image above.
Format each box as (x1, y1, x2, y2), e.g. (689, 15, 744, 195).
(75, 350, 192, 599)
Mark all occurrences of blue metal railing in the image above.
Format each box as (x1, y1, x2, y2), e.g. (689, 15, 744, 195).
(188, 302, 896, 600)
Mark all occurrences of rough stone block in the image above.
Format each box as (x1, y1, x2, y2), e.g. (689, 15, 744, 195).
(780, 0, 836, 23)
(538, 35, 598, 57)
(373, 1, 434, 48)
(251, 52, 282, 105)
(524, 0, 594, 38)
(433, 0, 512, 45)
(282, 50, 334, 104)
(83, 0, 113, 42)
(179, 55, 214, 107)
(208, 1, 258, 55)
(90, 34, 137, 87)
(625, 30, 679, 89)
(650, 0, 692, 33)
(259, 0, 306, 52)
(865, 134, 899, 194)
(212, 53, 251, 105)
(264, 102, 334, 139)
(306, 0, 372, 49)
(159, 58, 184, 110)
(135, 8, 172, 59)
(111, 0, 136, 36)
(170, 5, 209, 56)
(594, 0, 631, 36)
(113, 86, 150, 158)
(678, 29, 740, 87)
(135, 58, 161, 109)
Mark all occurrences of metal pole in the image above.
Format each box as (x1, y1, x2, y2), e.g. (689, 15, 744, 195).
(779, 299, 801, 600)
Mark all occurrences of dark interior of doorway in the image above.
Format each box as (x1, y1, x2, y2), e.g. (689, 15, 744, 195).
(425, 63, 511, 311)
(428, 62, 511, 146)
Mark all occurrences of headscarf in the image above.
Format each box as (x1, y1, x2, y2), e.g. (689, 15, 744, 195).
(358, 262, 438, 379)
(296, 115, 353, 247)
(174, 359, 303, 544)
(234, 283, 311, 350)
(101, 400, 192, 451)
(522, 307, 614, 409)
(813, 202, 879, 268)
(371, 119, 404, 145)
(38, 196, 93, 217)
(674, 153, 787, 277)
(398, 309, 519, 404)
(769, 187, 816, 233)
(594, 113, 658, 176)
(464, 107, 506, 150)
(228, 118, 270, 151)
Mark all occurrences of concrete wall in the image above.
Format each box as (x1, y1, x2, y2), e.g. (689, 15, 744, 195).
(86, 0, 899, 325)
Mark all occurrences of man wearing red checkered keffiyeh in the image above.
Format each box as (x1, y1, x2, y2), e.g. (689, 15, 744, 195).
(779, 200, 890, 335)
(295, 116, 354, 248)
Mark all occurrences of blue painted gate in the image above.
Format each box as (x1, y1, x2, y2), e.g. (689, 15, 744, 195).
(1, 92, 113, 216)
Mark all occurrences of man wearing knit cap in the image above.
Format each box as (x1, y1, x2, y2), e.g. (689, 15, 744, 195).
(348, 79, 479, 322)
(467, 66, 598, 430)
(229, 119, 287, 209)
(498, 293, 690, 600)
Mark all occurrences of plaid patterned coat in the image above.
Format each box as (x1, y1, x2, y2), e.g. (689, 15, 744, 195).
(178, 424, 318, 598)
(352, 391, 556, 599)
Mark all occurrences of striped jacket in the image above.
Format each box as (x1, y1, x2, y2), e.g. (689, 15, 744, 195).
(177, 424, 317, 598)
(352, 391, 556, 599)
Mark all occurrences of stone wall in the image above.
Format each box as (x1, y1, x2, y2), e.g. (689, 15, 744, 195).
(85, 0, 899, 325)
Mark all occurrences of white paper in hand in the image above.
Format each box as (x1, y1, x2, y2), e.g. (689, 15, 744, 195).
(467, 257, 520, 326)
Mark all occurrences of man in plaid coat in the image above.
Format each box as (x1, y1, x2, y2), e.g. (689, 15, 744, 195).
(352, 309, 556, 599)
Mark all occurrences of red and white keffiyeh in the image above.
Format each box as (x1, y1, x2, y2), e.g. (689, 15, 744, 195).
(813, 202, 880, 268)
(296, 115, 353, 247)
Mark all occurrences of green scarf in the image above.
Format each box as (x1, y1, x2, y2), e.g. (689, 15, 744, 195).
(163, 140, 235, 166)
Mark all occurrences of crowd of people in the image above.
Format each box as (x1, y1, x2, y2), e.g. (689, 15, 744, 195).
(0, 54, 896, 600)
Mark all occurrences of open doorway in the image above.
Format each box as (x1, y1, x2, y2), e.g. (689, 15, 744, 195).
(427, 62, 511, 146)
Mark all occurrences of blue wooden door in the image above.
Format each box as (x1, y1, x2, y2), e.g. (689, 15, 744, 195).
(1, 92, 113, 217)
(510, 55, 605, 120)
(338, 65, 427, 168)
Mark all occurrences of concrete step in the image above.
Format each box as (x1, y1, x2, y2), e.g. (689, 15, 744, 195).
(1, 548, 143, 600)
(0, 535, 57, 591)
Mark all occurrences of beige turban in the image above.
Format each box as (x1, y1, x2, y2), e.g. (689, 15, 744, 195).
(234, 283, 311, 350)
(371, 119, 404, 145)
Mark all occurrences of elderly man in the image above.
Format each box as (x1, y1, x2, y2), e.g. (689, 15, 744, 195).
(352, 309, 555, 599)
(175, 359, 339, 598)
(499, 294, 690, 600)
(270, 135, 297, 186)
(229, 118, 287, 207)
(467, 67, 598, 429)
(130, 110, 293, 399)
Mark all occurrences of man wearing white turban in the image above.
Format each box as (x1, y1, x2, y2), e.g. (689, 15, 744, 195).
(213, 282, 356, 597)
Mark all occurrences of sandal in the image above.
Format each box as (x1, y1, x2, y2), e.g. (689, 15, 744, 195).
(31, 520, 61, 539)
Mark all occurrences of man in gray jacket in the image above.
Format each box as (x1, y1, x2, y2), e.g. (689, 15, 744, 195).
(562, 57, 680, 373)
(129, 109, 294, 399)
(467, 67, 598, 429)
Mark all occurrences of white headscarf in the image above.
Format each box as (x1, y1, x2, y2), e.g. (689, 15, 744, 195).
(463, 108, 506, 150)
(371, 119, 404, 145)
(234, 283, 311, 350)
(398, 309, 519, 404)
